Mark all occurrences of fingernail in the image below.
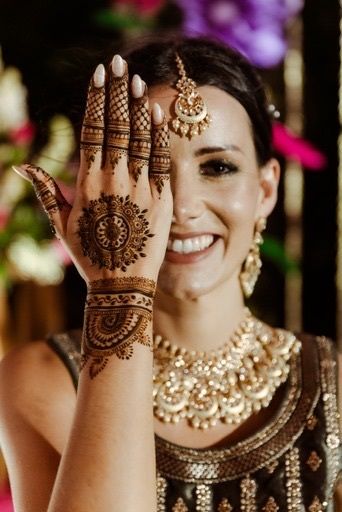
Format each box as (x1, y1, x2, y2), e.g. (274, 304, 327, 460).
(12, 165, 30, 181)
(131, 74, 144, 98)
(94, 64, 105, 87)
(112, 54, 125, 77)
(152, 103, 164, 125)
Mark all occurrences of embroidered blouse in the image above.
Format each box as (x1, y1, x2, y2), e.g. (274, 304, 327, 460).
(47, 331, 342, 511)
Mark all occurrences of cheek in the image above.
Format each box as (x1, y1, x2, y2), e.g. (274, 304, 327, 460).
(213, 177, 260, 227)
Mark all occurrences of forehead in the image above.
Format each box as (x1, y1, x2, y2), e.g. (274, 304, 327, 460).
(148, 84, 255, 156)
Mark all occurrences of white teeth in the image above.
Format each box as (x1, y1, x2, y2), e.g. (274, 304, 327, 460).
(168, 235, 214, 254)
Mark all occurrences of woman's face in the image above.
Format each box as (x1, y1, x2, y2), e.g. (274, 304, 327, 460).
(149, 84, 279, 301)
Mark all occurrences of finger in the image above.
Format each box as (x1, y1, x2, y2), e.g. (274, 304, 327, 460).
(150, 103, 171, 197)
(80, 64, 106, 172)
(128, 75, 151, 183)
(13, 164, 71, 237)
(105, 55, 130, 172)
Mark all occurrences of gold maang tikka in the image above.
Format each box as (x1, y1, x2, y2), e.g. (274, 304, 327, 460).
(171, 53, 211, 138)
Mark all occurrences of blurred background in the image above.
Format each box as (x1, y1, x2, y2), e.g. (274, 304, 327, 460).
(0, 0, 340, 508)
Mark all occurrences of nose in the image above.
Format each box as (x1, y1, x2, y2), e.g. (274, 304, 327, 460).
(171, 167, 205, 225)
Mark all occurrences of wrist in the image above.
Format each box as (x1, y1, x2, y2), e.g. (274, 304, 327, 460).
(82, 276, 156, 378)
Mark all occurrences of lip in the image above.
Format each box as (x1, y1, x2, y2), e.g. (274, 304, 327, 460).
(165, 234, 219, 264)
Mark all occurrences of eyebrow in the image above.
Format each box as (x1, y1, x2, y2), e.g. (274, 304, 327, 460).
(194, 145, 243, 157)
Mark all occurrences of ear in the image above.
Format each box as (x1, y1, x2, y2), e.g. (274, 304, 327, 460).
(256, 158, 280, 220)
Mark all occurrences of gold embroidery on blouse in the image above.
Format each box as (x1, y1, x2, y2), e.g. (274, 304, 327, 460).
(265, 459, 279, 474)
(317, 337, 341, 501)
(155, 337, 320, 483)
(240, 475, 257, 512)
(306, 451, 322, 472)
(262, 497, 279, 511)
(308, 496, 324, 512)
(196, 484, 211, 511)
(285, 447, 303, 511)
(306, 415, 318, 431)
(172, 497, 188, 511)
(156, 473, 167, 512)
(218, 498, 233, 511)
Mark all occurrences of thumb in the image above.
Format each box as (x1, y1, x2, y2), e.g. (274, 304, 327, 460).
(12, 164, 71, 237)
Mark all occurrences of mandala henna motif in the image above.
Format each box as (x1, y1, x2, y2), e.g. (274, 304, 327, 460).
(81, 277, 156, 378)
(80, 78, 105, 169)
(77, 193, 154, 271)
(150, 118, 171, 195)
(106, 69, 130, 170)
(129, 93, 151, 182)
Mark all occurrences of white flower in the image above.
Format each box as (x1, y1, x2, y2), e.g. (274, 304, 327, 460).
(7, 235, 65, 286)
(0, 49, 29, 132)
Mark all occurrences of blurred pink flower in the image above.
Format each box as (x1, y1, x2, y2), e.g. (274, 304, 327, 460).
(0, 484, 13, 512)
(9, 121, 35, 145)
(51, 239, 73, 266)
(272, 122, 327, 170)
(0, 208, 10, 231)
(113, 0, 164, 14)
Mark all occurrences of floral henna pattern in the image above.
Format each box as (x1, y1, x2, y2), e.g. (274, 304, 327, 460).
(81, 277, 156, 378)
(150, 118, 171, 195)
(77, 193, 154, 271)
(129, 94, 151, 182)
(106, 70, 130, 170)
(80, 78, 105, 169)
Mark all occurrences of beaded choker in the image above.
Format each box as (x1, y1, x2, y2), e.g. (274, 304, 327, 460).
(153, 310, 301, 429)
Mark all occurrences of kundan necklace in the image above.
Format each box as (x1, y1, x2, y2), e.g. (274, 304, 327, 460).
(152, 309, 301, 429)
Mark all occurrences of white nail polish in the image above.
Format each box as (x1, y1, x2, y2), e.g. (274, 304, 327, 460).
(12, 165, 30, 180)
(152, 103, 164, 125)
(112, 54, 125, 77)
(94, 64, 105, 87)
(132, 74, 144, 98)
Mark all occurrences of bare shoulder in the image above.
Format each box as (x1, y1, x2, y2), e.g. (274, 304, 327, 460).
(0, 339, 76, 454)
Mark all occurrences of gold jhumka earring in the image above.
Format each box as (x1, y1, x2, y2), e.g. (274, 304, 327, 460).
(239, 217, 267, 298)
(171, 53, 211, 138)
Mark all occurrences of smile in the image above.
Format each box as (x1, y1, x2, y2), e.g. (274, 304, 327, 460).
(167, 234, 214, 254)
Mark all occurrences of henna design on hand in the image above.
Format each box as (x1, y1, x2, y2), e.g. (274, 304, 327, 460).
(150, 118, 171, 195)
(25, 165, 70, 233)
(81, 277, 156, 378)
(77, 193, 154, 271)
(80, 79, 105, 169)
(128, 94, 151, 182)
(106, 69, 130, 170)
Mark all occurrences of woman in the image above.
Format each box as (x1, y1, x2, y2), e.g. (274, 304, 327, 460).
(0, 36, 341, 511)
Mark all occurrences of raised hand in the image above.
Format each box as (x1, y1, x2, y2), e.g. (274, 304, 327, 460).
(13, 55, 172, 377)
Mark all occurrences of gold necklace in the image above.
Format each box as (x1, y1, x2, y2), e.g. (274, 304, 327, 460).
(152, 309, 301, 429)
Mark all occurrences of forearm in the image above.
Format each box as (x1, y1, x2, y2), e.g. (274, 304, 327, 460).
(48, 334, 156, 512)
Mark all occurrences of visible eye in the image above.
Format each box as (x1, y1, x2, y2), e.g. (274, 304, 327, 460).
(199, 159, 239, 177)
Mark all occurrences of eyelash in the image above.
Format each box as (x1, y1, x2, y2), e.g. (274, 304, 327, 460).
(199, 159, 239, 177)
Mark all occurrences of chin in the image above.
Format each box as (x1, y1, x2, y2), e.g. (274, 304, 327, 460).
(156, 265, 224, 301)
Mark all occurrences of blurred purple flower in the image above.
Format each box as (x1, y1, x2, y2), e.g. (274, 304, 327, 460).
(174, 0, 304, 68)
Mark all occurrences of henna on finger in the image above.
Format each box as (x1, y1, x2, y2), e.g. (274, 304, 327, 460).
(80, 75, 106, 169)
(106, 69, 130, 170)
(81, 277, 156, 378)
(150, 118, 171, 196)
(77, 193, 154, 271)
(25, 164, 71, 233)
(129, 93, 151, 182)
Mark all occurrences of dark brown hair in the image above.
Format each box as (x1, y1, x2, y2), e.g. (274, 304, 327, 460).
(120, 35, 272, 166)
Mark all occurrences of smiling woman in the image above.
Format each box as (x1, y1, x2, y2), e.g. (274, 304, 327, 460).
(0, 35, 340, 512)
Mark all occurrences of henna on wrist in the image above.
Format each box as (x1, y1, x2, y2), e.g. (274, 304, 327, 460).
(80, 78, 105, 169)
(77, 193, 154, 271)
(81, 277, 156, 378)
